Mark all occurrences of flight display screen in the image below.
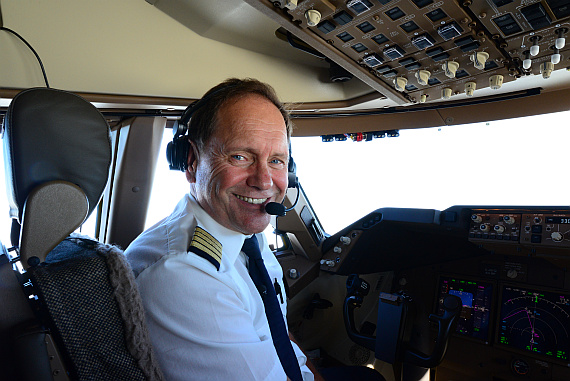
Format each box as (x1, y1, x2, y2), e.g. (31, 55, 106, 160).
(437, 276, 493, 342)
(498, 286, 570, 361)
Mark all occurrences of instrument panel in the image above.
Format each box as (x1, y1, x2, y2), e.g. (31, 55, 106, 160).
(253, 0, 570, 104)
(468, 211, 570, 248)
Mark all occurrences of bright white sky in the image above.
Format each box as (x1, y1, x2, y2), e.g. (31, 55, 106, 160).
(1, 110, 570, 247)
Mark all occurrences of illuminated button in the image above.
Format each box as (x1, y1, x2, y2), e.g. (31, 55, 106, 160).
(317, 20, 336, 34)
(399, 57, 416, 66)
(531, 225, 543, 233)
(357, 21, 376, 33)
(363, 53, 384, 67)
(432, 52, 451, 62)
(347, 0, 374, 14)
(485, 60, 499, 70)
(386, 7, 405, 21)
(547, 0, 570, 19)
(426, 8, 447, 22)
(382, 69, 398, 78)
(531, 234, 542, 243)
(372, 34, 389, 45)
(405, 62, 421, 70)
(384, 45, 406, 60)
(352, 43, 368, 53)
(428, 77, 441, 85)
(438, 22, 463, 40)
(376, 65, 392, 74)
(412, 34, 436, 50)
(411, 0, 433, 8)
(492, 14, 522, 36)
(521, 3, 552, 30)
(337, 32, 354, 42)
(333, 11, 353, 25)
(455, 69, 469, 78)
(400, 21, 419, 33)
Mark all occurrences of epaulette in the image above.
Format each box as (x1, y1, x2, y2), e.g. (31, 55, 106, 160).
(188, 226, 223, 270)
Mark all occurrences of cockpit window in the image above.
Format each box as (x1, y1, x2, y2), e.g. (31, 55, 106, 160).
(292, 110, 570, 234)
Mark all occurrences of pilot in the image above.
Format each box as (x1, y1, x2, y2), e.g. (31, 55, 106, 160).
(125, 78, 318, 380)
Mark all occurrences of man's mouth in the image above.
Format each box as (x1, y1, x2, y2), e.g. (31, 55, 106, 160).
(235, 194, 268, 205)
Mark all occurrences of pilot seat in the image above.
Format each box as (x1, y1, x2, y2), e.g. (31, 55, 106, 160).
(0, 87, 164, 380)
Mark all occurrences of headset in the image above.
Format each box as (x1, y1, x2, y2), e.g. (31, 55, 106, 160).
(166, 86, 298, 190)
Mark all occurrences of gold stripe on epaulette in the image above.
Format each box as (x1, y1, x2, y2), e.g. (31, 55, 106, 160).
(189, 226, 223, 266)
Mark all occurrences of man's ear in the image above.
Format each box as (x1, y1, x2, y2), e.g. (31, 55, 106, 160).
(185, 140, 199, 183)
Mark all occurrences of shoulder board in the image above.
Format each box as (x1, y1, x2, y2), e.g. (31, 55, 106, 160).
(188, 226, 223, 270)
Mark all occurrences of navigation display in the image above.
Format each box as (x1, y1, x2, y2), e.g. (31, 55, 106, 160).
(437, 276, 493, 342)
(498, 286, 570, 361)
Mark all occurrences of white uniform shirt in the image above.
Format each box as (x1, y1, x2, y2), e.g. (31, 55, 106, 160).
(125, 194, 313, 381)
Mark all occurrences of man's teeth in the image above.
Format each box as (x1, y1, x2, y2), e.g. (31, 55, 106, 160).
(236, 195, 267, 205)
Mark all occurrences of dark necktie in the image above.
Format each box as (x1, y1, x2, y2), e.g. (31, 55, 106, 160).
(242, 235, 303, 381)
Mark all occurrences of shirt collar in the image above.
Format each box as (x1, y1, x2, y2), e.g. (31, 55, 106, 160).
(168, 194, 248, 272)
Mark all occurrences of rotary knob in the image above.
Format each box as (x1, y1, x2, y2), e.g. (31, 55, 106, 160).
(551, 232, 564, 242)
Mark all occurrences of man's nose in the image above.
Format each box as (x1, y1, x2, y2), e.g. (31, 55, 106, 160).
(247, 161, 273, 190)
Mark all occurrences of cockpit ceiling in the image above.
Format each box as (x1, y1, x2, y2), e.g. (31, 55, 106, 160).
(1, 0, 570, 129)
(150, 0, 570, 108)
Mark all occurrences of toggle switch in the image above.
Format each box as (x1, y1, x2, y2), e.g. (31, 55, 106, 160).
(530, 36, 540, 56)
(420, 94, 427, 103)
(523, 51, 532, 70)
(555, 28, 566, 50)
(442, 61, 460, 78)
(470, 51, 490, 70)
(552, 48, 561, 64)
(442, 87, 453, 99)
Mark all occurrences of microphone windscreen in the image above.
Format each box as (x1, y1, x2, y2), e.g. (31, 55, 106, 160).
(265, 202, 286, 216)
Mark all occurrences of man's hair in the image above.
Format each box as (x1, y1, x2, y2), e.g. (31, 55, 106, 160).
(187, 78, 292, 150)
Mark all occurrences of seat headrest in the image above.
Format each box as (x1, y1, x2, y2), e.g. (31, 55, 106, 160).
(3, 88, 112, 223)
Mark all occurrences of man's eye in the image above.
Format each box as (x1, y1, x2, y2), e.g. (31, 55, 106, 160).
(232, 155, 246, 161)
(270, 159, 285, 166)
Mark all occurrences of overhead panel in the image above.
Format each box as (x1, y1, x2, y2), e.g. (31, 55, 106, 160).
(249, 0, 570, 105)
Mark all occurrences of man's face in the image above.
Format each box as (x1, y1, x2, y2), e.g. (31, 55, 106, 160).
(187, 94, 289, 235)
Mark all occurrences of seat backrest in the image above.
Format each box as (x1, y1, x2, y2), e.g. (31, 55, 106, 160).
(0, 88, 164, 380)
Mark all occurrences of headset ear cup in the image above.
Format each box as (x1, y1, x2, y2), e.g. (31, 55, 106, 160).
(167, 137, 190, 171)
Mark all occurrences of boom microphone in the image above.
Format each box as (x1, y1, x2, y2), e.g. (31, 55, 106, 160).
(265, 202, 287, 217)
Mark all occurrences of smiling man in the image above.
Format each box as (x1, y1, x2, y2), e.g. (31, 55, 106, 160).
(125, 78, 315, 381)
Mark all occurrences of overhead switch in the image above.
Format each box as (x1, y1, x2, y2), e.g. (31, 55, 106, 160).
(523, 51, 532, 70)
(540, 62, 554, 78)
(393, 76, 408, 92)
(442, 61, 460, 78)
(442, 88, 453, 99)
(489, 75, 503, 89)
(465, 82, 476, 97)
(555, 28, 567, 49)
(305, 10, 322, 26)
(530, 37, 540, 56)
(552, 48, 561, 64)
(420, 94, 427, 103)
(415, 70, 431, 86)
(470, 51, 490, 70)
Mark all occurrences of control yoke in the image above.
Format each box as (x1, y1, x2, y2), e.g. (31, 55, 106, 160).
(343, 274, 461, 371)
